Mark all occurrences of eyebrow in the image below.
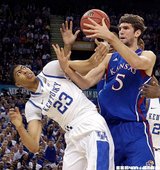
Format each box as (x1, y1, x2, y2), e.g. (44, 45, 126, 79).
(15, 65, 23, 75)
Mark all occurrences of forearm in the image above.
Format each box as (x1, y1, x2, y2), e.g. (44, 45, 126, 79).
(85, 62, 105, 86)
(69, 54, 101, 76)
(68, 42, 109, 74)
(65, 62, 105, 90)
(65, 67, 91, 89)
(64, 44, 72, 57)
(16, 125, 40, 153)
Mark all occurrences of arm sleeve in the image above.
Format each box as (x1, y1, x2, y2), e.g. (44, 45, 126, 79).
(25, 101, 42, 123)
(42, 60, 66, 77)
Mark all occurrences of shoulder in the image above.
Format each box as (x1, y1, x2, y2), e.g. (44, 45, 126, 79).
(142, 50, 156, 64)
(25, 100, 42, 123)
(43, 60, 59, 72)
(142, 50, 156, 58)
(42, 60, 65, 77)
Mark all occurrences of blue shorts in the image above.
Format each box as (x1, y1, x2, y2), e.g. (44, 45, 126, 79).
(108, 121, 155, 166)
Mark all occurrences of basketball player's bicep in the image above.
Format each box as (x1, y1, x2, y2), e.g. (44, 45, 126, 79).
(140, 51, 156, 69)
(27, 120, 42, 144)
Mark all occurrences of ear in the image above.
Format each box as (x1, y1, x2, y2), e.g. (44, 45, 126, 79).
(135, 29, 141, 38)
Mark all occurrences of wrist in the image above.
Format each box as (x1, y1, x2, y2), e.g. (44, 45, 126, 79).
(64, 66, 71, 74)
(16, 123, 24, 131)
(64, 44, 72, 49)
(107, 32, 117, 43)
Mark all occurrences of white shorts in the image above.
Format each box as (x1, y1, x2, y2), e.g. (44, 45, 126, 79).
(63, 113, 115, 170)
(154, 149, 160, 170)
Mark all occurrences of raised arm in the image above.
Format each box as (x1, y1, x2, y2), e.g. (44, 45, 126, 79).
(52, 41, 109, 76)
(60, 20, 80, 56)
(59, 20, 110, 75)
(53, 44, 110, 89)
(83, 18, 156, 74)
(8, 107, 42, 153)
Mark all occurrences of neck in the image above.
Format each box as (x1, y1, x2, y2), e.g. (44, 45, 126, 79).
(129, 46, 139, 51)
(26, 77, 39, 92)
(128, 39, 139, 51)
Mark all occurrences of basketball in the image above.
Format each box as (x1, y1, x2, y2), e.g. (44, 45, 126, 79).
(80, 9, 110, 35)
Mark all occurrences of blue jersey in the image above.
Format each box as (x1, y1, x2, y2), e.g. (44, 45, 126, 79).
(98, 49, 151, 122)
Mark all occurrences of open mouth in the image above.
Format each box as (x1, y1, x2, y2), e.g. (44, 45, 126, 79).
(27, 73, 33, 79)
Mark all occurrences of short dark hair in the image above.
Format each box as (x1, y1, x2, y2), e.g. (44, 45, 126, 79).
(119, 14, 147, 38)
(10, 65, 18, 84)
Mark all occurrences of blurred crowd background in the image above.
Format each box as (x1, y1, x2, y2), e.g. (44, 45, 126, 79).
(0, 0, 160, 169)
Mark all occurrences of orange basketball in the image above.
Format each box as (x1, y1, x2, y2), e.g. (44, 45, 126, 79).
(80, 9, 110, 36)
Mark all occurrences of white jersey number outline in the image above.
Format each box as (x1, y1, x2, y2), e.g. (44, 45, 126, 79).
(112, 73, 125, 91)
(53, 92, 73, 114)
(152, 123, 160, 135)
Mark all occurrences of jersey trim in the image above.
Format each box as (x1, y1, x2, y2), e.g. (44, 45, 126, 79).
(28, 99, 42, 111)
(135, 77, 152, 121)
(42, 71, 66, 79)
(143, 122, 155, 156)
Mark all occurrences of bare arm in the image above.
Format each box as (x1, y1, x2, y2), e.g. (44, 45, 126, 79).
(8, 107, 42, 153)
(83, 18, 156, 73)
(59, 20, 110, 75)
(108, 35, 156, 72)
(60, 20, 80, 56)
(68, 41, 110, 75)
(53, 44, 110, 89)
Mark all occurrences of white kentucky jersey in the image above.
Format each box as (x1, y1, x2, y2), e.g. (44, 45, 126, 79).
(147, 98, 160, 149)
(25, 60, 97, 130)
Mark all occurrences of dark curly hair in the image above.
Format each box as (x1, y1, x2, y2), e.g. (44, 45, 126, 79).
(10, 65, 18, 84)
(119, 14, 147, 39)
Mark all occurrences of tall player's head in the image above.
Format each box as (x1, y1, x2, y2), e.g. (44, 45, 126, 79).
(118, 14, 146, 47)
(11, 65, 38, 91)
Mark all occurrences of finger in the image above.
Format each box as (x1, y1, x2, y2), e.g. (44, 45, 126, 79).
(60, 47, 65, 57)
(83, 28, 96, 33)
(15, 107, 20, 113)
(95, 38, 100, 46)
(10, 115, 18, 119)
(74, 30, 80, 37)
(83, 23, 96, 30)
(152, 76, 158, 84)
(102, 18, 107, 28)
(9, 108, 15, 112)
(152, 81, 159, 86)
(8, 112, 16, 117)
(142, 84, 151, 88)
(53, 44, 60, 56)
(60, 28, 63, 34)
(65, 21, 68, 30)
(86, 33, 97, 38)
(62, 23, 66, 32)
(69, 20, 73, 30)
(52, 44, 57, 51)
(66, 51, 71, 60)
(55, 44, 60, 50)
(100, 45, 108, 55)
(88, 17, 99, 26)
(52, 44, 59, 55)
(56, 44, 62, 55)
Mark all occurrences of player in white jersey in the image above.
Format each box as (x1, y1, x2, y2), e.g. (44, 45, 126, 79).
(147, 98, 160, 170)
(8, 60, 114, 170)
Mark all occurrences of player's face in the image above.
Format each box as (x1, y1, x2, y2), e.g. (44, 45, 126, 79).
(13, 65, 36, 88)
(118, 23, 136, 47)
